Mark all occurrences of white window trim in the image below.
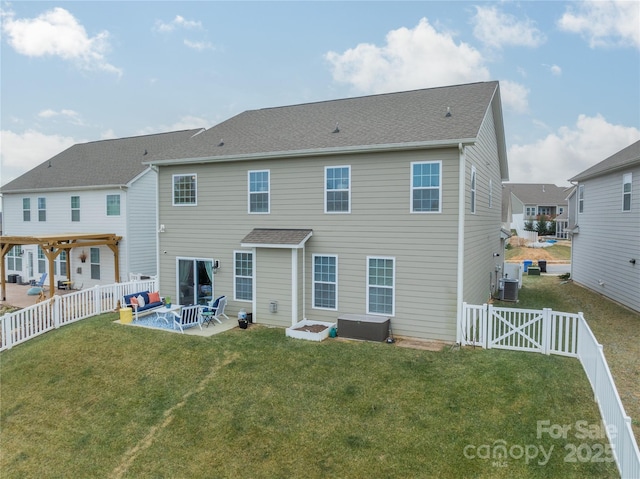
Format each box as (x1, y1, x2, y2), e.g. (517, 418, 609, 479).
(324, 165, 351, 214)
(312, 254, 338, 311)
(106, 194, 121, 216)
(366, 256, 395, 316)
(23, 198, 31, 222)
(248, 170, 270, 214)
(410, 160, 442, 214)
(38, 197, 46, 222)
(622, 172, 632, 212)
(578, 184, 584, 214)
(172, 173, 198, 206)
(71, 195, 80, 222)
(470, 166, 477, 214)
(234, 250, 254, 302)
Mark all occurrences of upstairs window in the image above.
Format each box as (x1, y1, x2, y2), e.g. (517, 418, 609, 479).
(325, 166, 350, 213)
(623, 173, 632, 211)
(71, 196, 80, 222)
(411, 161, 441, 213)
(248, 170, 270, 213)
(578, 184, 584, 214)
(38, 197, 46, 222)
(470, 166, 477, 214)
(313, 255, 337, 310)
(367, 257, 395, 316)
(173, 174, 197, 206)
(23, 198, 31, 221)
(106, 194, 120, 216)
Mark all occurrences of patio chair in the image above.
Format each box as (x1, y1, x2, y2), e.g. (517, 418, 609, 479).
(27, 273, 48, 296)
(201, 295, 229, 326)
(170, 305, 204, 333)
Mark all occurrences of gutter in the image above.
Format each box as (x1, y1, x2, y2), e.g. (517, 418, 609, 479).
(144, 138, 477, 167)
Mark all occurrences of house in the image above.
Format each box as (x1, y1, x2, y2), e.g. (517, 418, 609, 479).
(567, 140, 640, 313)
(1, 129, 202, 296)
(502, 183, 570, 237)
(148, 81, 508, 342)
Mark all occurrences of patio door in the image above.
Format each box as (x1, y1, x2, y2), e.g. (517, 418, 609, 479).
(177, 258, 214, 306)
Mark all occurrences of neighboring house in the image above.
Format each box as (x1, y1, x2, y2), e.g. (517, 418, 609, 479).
(567, 140, 640, 313)
(1, 129, 202, 290)
(502, 183, 571, 237)
(148, 81, 509, 342)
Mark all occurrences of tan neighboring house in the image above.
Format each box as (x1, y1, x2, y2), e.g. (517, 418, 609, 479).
(502, 183, 571, 237)
(567, 140, 640, 313)
(148, 81, 509, 342)
(1, 130, 202, 292)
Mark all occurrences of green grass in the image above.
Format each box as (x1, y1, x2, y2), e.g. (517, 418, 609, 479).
(505, 244, 572, 262)
(1, 313, 619, 478)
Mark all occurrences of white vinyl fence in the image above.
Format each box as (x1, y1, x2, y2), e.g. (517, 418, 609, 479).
(460, 303, 640, 479)
(1, 279, 157, 351)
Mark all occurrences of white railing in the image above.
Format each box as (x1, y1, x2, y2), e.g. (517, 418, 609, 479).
(1, 279, 158, 351)
(461, 303, 640, 478)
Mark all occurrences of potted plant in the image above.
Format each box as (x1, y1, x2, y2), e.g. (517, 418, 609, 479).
(164, 296, 171, 308)
(79, 251, 87, 263)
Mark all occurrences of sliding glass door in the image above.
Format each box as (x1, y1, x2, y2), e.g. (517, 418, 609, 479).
(177, 258, 214, 306)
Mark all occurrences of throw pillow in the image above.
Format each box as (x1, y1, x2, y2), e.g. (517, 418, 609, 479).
(129, 297, 138, 307)
(148, 291, 161, 304)
(137, 295, 146, 308)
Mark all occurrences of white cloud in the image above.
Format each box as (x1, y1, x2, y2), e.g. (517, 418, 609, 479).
(1, 7, 122, 76)
(0, 130, 77, 185)
(37, 108, 85, 125)
(508, 114, 640, 185)
(549, 64, 562, 76)
(500, 80, 530, 114)
(472, 6, 546, 49)
(154, 15, 202, 33)
(184, 39, 214, 51)
(558, 0, 640, 49)
(325, 17, 490, 93)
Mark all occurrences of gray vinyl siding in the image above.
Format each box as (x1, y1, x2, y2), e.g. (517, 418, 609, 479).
(464, 106, 505, 305)
(571, 166, 640, 312)
(157, 147, 463, 341)
(126, 170, 158, 276)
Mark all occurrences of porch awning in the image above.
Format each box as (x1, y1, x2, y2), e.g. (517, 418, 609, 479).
(240, 229, 313, 249)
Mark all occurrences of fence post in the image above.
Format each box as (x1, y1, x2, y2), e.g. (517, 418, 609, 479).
(481, 304, 488, 349)
(2, 314, 13, 349)
(543, 308, 552, 355)
(94, 285, 102, 316)
(53, 296, 61, 329)
(486, 304, 493, 349)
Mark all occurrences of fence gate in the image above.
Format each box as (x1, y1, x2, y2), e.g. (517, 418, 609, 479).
(487, 306, 548, 353)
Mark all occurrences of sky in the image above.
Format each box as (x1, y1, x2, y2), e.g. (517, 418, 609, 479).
(1, 1, 639, 192)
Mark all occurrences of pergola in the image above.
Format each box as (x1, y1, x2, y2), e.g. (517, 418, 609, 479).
(0, 233, 122, 301)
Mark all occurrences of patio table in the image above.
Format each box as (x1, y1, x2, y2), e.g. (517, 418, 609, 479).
(154, 304, 182, 325)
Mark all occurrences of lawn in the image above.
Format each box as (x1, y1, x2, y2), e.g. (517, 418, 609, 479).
(0, 312, 619, 478)
(495, 274, 640, 444)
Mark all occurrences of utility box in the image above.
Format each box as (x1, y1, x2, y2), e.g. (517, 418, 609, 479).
(500, 279, 519, 301)
(337, 314, 390, 342)
(528, 267, 541, 276)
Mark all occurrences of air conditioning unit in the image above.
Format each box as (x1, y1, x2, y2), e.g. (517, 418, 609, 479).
(500, 279, 519, 301)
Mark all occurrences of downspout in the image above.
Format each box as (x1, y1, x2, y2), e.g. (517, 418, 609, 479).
(291, 248, 298, 326)
(151, 164, 161, 289)
(456, 143, 466, 344)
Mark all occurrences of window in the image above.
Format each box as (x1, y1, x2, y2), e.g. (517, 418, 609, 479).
(411, 161, 441, 213)
(38, 197, 46, 222)
(57, 251, 67, 277)
(248, 170, 270, 213)
(367, 257, 395, 316)
(37, 247, 46, 274)
(558, 207, 564, 215)
(470, 166, 477, 214)
(313, 255, 337, 310)
(173, 174, 197, 205)
(90, 248, 100, 280)
(623, 173, 632, 211)
(106, 195, 120, 216)
(234, 252, 253, 301)
(23, 198, 31, 221)
(71, 196, 80, 222)
(525, 206, 536, 218)
(325, 166, 350, 213)
(578, 184, 584, 213)
(7, 246, 22, 271)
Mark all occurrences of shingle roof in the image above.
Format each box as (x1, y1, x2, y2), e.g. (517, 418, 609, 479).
(241, 229, 313, 248)
(1, 129, 203, 193)
(569, 140, 640, 182)
(152, 82, 502, 163)
(502, 183, 570, 206)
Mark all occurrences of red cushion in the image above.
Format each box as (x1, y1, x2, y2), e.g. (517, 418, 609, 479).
(129, 297, 139, 307)
(148, 291, 161, 304)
